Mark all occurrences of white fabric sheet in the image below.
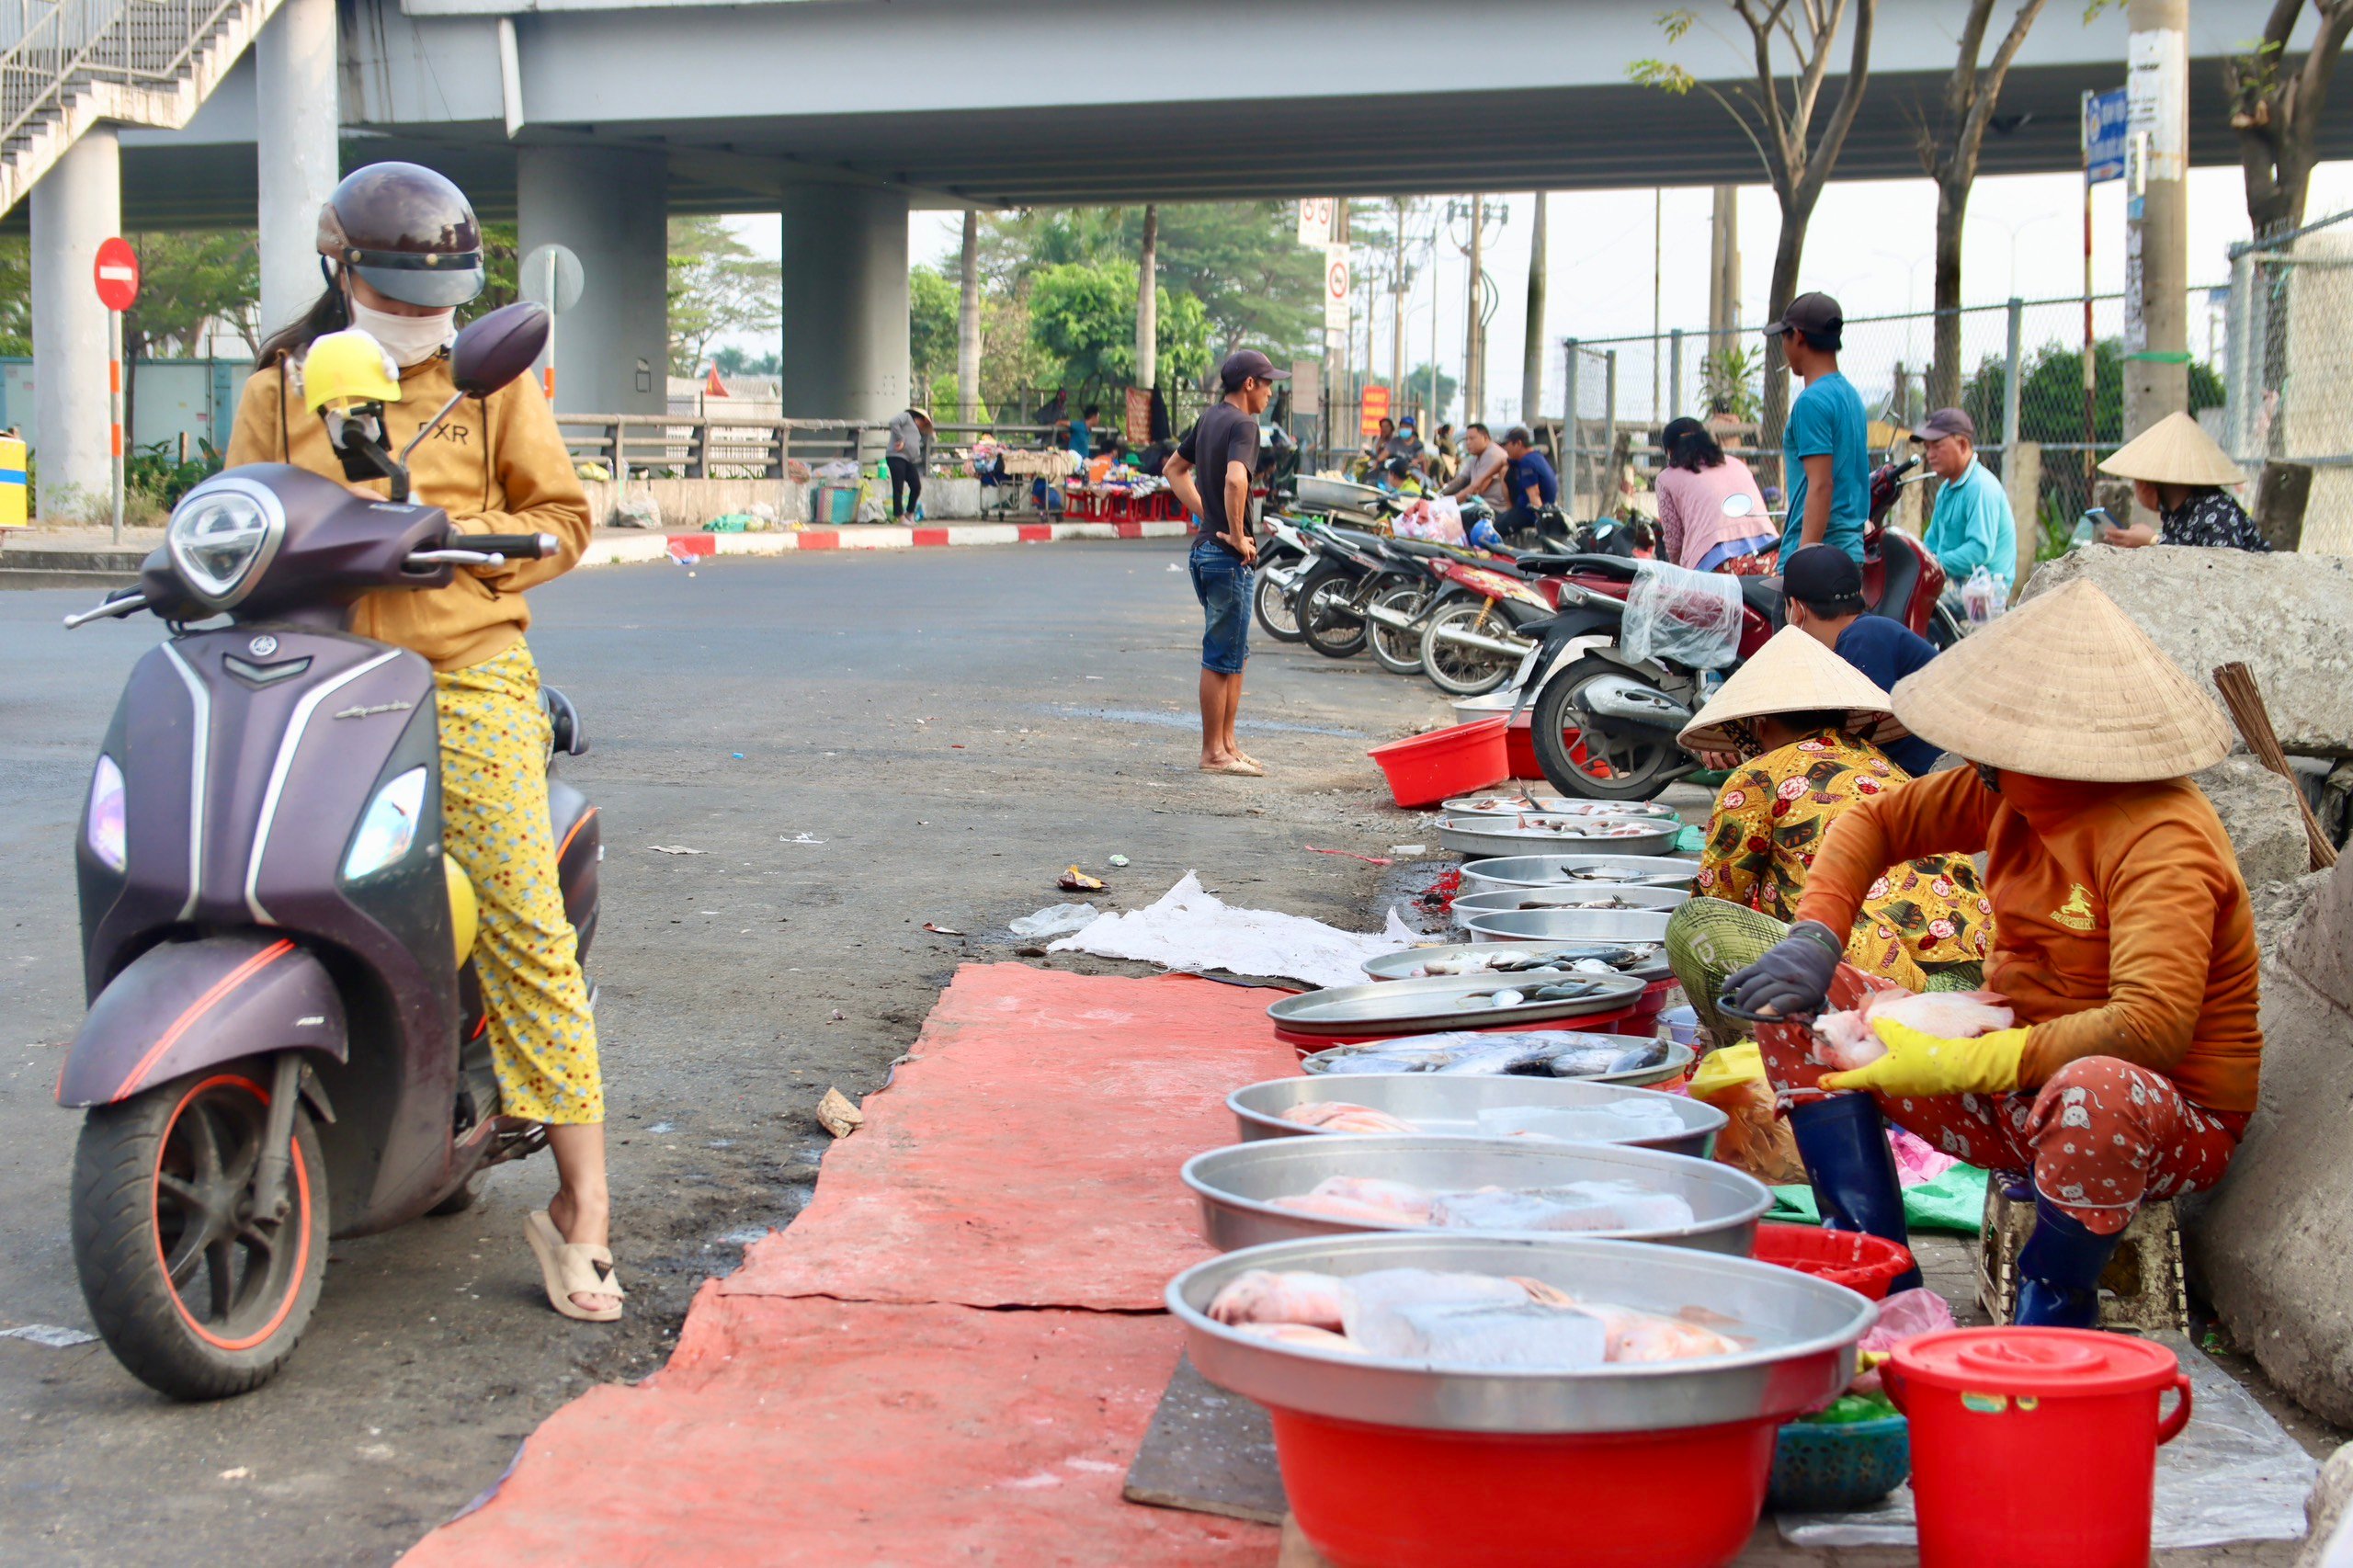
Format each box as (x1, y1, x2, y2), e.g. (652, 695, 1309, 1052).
(1049, 871, 1420, 989)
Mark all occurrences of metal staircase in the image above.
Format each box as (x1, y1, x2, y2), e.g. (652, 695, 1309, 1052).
(0, 0, 283, 217)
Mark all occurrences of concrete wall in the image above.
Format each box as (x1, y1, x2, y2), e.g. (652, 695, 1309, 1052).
(0, 359, 253, 458)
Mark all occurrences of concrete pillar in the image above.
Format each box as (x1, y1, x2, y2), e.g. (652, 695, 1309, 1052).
(779, 185, 909, 421)
(517, 146, 668, 415)
(31, 127, 119, 521)
(2123, 0, 2188, 441)
(255, 0, 340, 342)
(956, 210, 981, 421)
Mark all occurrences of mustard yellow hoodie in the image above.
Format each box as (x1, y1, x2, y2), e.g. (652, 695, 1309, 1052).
(226, 349, 593, 671)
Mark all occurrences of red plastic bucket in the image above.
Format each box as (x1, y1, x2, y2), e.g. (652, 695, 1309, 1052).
(1271, 1405, 1778, 1568)
(1885, 1328, 2191, 1568)
(1751, 1223, 1916, 1301)
(1369, 719, 1511, 809)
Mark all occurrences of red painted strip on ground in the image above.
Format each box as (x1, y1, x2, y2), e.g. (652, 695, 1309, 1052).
(1016, 523, 1052, 542)
(798, 529, 841, 550)
(1114, 521, 1143, 540)
(665, 534, 716, 559)
(912, 527, 950, 547)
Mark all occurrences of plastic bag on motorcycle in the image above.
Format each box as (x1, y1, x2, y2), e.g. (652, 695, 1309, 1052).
(1620, 561, 1744, 670)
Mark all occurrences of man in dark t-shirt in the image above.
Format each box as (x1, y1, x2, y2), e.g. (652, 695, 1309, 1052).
(1782, 545, 1944, 778)
(1165, 349, 1286, 777)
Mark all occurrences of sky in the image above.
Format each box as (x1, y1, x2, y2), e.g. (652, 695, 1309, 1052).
(722, 158, 2353, 424)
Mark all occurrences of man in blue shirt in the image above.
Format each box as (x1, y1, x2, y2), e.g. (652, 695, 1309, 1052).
(1501, 426, 1558, 540)
(1916, 405, 2016, 605)
(1781, 545, 1943, 777)
(1766, 292, 1869, 564)
(1070, 402, 1097, 460)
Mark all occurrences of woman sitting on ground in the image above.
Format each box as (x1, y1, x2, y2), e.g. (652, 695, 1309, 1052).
(1653, 416, 1780, 574)
(1664, 626, 1990, 1051)
(2093, 411, 2269, 552)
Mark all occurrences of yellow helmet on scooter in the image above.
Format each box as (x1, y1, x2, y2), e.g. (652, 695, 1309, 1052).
(298, 329, 404, 415)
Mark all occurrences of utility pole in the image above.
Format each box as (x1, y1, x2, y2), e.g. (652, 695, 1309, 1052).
(1708, 187, 1740, 354)
(1522, 192, 1548, 426)
(1466, 194, 1485, 421)
(2123, 0, 2188, 453)
(1651, 189, 1663, 418)
(956, 210, 981, 422)
(1135, 204, 1158, 392)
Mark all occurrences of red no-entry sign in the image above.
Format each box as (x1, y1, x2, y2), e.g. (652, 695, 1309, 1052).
(93, 236, 139, 312)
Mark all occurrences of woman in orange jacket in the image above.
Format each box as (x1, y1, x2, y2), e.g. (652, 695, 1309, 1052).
(1722, 580, 2259, 1327)
(227, 163, 620, 1323)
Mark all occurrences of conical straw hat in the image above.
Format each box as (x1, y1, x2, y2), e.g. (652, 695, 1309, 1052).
(1891, 579, 2231, 781)
(1680, 626, 1906, 754)
(2097, 410, 2246, 487)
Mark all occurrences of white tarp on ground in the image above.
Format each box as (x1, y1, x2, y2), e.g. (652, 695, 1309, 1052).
(1779, 1334, 2319, 1551)
(1049, 871, 1420, 990)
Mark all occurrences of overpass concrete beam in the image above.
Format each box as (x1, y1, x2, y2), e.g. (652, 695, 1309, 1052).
(31, 128, 119, 521)
(779, 185, 908, 422)
(518, 145, 667, 415)
(255, 0, 340, 339)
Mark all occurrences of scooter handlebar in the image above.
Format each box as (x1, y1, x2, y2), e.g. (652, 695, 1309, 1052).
(62, 585, 153, 630)
(468, 532, 561, 561)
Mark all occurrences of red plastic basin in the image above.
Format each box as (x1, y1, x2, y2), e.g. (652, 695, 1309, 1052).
(1273, 1405, 1779, 1568)
(1369, 719, 1511, 809)
(1752, 1223, 1916, 1301)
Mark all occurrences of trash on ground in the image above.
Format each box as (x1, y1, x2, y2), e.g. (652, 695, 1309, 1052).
(828, 1008, 847, 1022)
(0, 1324, 97, 1348)
(1305, 845, 1393, 866)
(647, 845, 708, 855)
(731, 752, 745, 759)
(1389, 844, 1427, 857)
(780, 833, 826, 846)
(815, 1086, 865, 1139)
(1108, 854, 1131, 868)
(1058, 866, 1108, 892)
(1009, 903, 1103, 939)
(1049, 871, 1418, 989)
(923, 922, 965, 937)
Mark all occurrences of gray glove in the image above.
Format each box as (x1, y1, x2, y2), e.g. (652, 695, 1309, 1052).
(1721, 921, 1845, 1020)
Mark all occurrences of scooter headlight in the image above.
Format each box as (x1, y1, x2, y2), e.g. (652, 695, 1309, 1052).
(85, 754, 127, 872)
(343, 766, 428, 881)
(166, 478, 285, 609)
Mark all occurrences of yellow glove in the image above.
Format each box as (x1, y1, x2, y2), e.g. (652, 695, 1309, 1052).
(1817, 1017, 2030, 1097)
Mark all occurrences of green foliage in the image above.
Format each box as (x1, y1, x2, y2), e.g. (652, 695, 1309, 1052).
(909, 264, 961, 391)
(1701, 346, 1765, 422)
(126, 437, 222, 510)
(1961, 337, 2225, 449)
(1404, 362, 1460, 423)
(667, 216, 780, 376)
(125, 231, 258, 358)
(1028, 259, 1211, 392)
(468, 222, 519, 321)
(2033, 491, 2079, 563)
(0, 237, 30, 357)
(711, 346, 781, 377)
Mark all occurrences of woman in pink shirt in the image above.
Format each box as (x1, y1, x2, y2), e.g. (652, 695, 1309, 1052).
(1654, 417, 1779, 574)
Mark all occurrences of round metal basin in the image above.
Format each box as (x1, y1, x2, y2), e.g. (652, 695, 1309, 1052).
(1267, 971, 1645, 1038)
(1184, 1134, 1769, 1256)
(1442, 794, 1680, 823)
(1228, 1074, 1725, 1159)
(1438, 816, 1684, 859)
(1463, 907, 1676, 946)
(1299, 1037, 1695, 1088)
(1167, 1233, 1874, 1434)
(1449, 885, 1689, 930)
(1360, 941, 1669, 985)
(1457, 855, 1700, 897)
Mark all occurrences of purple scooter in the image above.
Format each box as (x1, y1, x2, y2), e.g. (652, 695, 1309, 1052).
(57, 303, 600, 1399)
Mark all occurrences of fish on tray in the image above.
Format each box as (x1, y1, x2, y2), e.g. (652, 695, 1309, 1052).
(1269, 1176, 1697, 1234)
(1518, 818, 1661, 839)
(1279, 1102, 1421, 1134)
(1270, 1176, 1438, 1225)
(1410, 945, 1642, 978)
(1316, 1032, 1671, 1079)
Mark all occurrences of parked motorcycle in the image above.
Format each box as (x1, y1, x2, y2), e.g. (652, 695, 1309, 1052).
(1251, 515, 1313, 642)
(1415, 559, 1558, 696)
(57, 303, 594, 1400)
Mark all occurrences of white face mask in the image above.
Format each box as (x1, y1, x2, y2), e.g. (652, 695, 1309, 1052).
(349, 299, 457, 368)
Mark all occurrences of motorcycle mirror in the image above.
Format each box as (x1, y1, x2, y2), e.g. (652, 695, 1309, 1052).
(449, 302, 551, 399)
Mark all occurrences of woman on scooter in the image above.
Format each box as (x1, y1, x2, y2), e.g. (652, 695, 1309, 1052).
(227, 163, 620, 1323)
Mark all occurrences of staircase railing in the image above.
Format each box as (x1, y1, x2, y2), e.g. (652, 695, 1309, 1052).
(0, 0, 248, 151)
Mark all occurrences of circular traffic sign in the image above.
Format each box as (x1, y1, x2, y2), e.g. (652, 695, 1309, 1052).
(93, 236, 139, 312)
(518, 242, 585, 314)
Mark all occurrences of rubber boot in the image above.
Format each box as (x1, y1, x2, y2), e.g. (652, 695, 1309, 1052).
(1786, 1093, 1923, 1294)
(2013, 1197, 2122, 1329)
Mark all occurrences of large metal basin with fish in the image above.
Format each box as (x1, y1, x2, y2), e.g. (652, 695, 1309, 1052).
(1464, 907, 1676, 946)
(1167, 1233, 1874, 1568)
(1300, 1034, 1694, 1087)
(1442, 794, 1680, 823)
(1184, 1135, 1769, 1256)
(1267, 971, 1644, 1039)
(1361, 940, 1669, 984)
(1228, 1074, 1725, 1159)
(1449, 885, 1689, 930)
(1457, 854, 1700, 897)
(1438, 815, 1683, 859)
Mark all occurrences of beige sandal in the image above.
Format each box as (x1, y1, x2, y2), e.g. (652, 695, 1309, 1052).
(526, 1210, 625, 1323)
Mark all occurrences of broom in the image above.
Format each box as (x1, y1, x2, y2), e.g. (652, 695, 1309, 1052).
(2211, 661, 2338, 872)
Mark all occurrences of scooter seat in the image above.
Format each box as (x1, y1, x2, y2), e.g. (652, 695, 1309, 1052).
(1737, 575, 1786, 628)
(1867, 535, 1922, 624)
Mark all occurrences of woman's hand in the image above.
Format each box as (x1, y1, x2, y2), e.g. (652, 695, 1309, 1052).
(1721, 920, 1845, 1019)
(2097, 521, 2157, 549)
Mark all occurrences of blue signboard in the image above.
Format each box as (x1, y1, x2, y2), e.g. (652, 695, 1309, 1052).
(2083, 87, 2129, 184)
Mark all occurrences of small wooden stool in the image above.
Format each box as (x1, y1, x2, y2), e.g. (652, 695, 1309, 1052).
(1973, 1181, 2188, 1335)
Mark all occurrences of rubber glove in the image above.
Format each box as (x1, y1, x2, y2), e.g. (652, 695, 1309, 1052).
(1721, 921, 1845, 1020)
(1818, 1016, 2030, 1096)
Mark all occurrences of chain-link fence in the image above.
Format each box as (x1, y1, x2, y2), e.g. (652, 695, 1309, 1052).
(2222, 207, 2353, 551)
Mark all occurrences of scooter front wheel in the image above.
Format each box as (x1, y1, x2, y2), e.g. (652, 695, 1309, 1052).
(72, 1069, 328, 1401)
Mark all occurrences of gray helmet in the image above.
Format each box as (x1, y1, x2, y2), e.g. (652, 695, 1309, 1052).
(315, 162, 484, 309)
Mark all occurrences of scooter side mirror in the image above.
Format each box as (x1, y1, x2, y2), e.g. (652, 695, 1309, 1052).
(449, 302, 551, 399)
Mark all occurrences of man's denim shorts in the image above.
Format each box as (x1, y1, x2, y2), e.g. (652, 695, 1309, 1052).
(1188, 536, 1252, 674)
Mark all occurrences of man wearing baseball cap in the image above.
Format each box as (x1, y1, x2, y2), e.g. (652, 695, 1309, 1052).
(1165, 349, 1288, 777)
(1780, 544, 1943, 778)
(1764, 291, 1868, 565)
(1917, 406, 2016, 604)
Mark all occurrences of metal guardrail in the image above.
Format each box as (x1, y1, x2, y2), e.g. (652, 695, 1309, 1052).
(0, 0, 246, 151)
(554, 414, 1069, 482)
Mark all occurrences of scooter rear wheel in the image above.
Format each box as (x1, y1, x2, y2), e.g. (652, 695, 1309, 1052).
(72, 1069, 327, 1401)
(1419, 602, 1518, 696)
(1530, 656, 1685, 801)
(1253, 564, 1304, 642)
(1296, 564, 1370, 659)
(1369, 584, 1432, 675)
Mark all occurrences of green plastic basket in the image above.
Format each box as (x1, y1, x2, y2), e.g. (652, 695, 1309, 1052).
(1767, 1414, 1911, 1512)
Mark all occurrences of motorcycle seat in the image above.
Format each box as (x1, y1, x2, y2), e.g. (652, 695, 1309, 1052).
(1328, 527, 1388, 551)
(1737, 576, 1786, 628)
(543, 687, 589, 757)
(1867, 535, 1921, 624)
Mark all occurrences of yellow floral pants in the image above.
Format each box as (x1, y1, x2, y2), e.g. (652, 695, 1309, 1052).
(434, 642, 604, 1125)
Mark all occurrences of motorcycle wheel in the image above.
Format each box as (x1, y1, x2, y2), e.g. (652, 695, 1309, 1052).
(1369, 584, 1433, 675)
(1296, 563, 1370, 659)
(1419, 602, 1518, 697)
(1530, 656, 1685, 801)
(72, 1068, 328, 1401)
(1253, 566, 1303, 643)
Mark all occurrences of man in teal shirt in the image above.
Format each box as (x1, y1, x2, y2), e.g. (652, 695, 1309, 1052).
(1917, 405, 2015, 600)
(1767, 291, 1869, 564)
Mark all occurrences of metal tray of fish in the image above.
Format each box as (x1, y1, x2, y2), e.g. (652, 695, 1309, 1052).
(1463, 907, 1677, 947)
(1449, 885, 1689, 929)
(1228, 1074, 1725, 1159)
(1456, 855, 1700, 897)
(1167, 1233, 1873, 1434)
(1184, 1135, 1769, 1256)
(1441, 794, 1681, 823)
(1438, 815, 1684, 859)
(1300, 1033, 1693, 1086)
(1268, 971, 1646, 1037)
(1360, 941, 1669, 984)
